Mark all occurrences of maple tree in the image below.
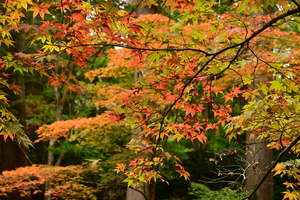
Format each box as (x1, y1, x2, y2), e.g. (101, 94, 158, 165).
(0, 164, 98, 199)
(2, 0, 300, 199)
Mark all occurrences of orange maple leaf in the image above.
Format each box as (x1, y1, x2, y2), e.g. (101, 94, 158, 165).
(3, 130, 13, 142)
(29, 3, 51, 19)
(10, 82, 22, 95)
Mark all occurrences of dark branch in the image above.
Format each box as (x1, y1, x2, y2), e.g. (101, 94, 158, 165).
(216, 7, 300, 56)
(64, 43, 210, 56)
(241, 134, 300, 200)
(291, 0, 300, 8)
(151, 5, 300, 165)
(129, 186, 148, 200)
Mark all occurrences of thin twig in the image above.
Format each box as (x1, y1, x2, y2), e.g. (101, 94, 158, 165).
(241, 134, 300, 200)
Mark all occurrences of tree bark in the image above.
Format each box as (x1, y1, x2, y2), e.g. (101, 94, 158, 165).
(246, 133, 273, 200)
(44, 89, 65, 200)
(244, 65, 274, 195)
(245, 65, 274, 200)
(126, 2, 160, 199)
(245, 77, 274, 200)
(244, 5, 276, 199)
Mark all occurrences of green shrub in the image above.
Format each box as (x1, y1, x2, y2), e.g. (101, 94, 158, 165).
(188, 182, 244, 200)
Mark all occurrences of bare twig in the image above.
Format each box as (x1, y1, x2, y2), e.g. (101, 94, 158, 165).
(241, 134, 300, 200)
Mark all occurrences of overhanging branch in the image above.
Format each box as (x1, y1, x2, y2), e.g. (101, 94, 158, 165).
(241, 134, 300, 200)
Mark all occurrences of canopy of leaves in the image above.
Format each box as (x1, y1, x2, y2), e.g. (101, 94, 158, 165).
(1, 0, 300, 199)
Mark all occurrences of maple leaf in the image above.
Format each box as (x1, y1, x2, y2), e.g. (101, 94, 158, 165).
(223, 86, 242, 103)
(100, 25, 113, 36)
(3, 130, 13, 142)
(170, 133, 184, 142)
(173, 155, 181, 163)
(9, 8, 27, 21)
(129, 23, 143, 33)
(2, 72, 9, 78)
(53, 31, 66, 39)
(205, 123, 219, 131)
(282, 190, 299, 200)
(145, 107, 152, 118)
(114, 163, 126, 174)
(182, 104, 196, 117)
(196, 133, 208, 144)
(231, 86, 242, 96)
(10, 82, 22, 95)
(28, 3, 51, 19)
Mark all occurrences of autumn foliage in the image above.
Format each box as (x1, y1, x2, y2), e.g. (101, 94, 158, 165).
(1, 0, 300, 199)
(0, 165, 97, 199)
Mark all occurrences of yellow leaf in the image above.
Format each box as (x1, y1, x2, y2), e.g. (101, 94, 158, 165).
(117, 10, 127, 17)
(3, 39, 14, 48)
(28, 3, 39, 19)
(283, 182, 295, 190)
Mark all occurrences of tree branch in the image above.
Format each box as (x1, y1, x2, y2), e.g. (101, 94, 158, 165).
(291, 0, 300, 8)
(216, 7, 300, 56)
(129, 185, 148, 200)
(146, 5, 300, 170)
(63, 7, 300, 60)
(65, 43, 211, 56)
(241, 134, 300, 200)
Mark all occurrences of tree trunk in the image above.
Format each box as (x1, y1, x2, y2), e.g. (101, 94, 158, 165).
(245, 79, 274, 200)
(127, 181, 155, 200)
(44, 94, 65, 200)
(126, 2, 160, 200)
(245, 5, 276, 199)
(245, 63, 274, 200)
(246, 133, 273, 200)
